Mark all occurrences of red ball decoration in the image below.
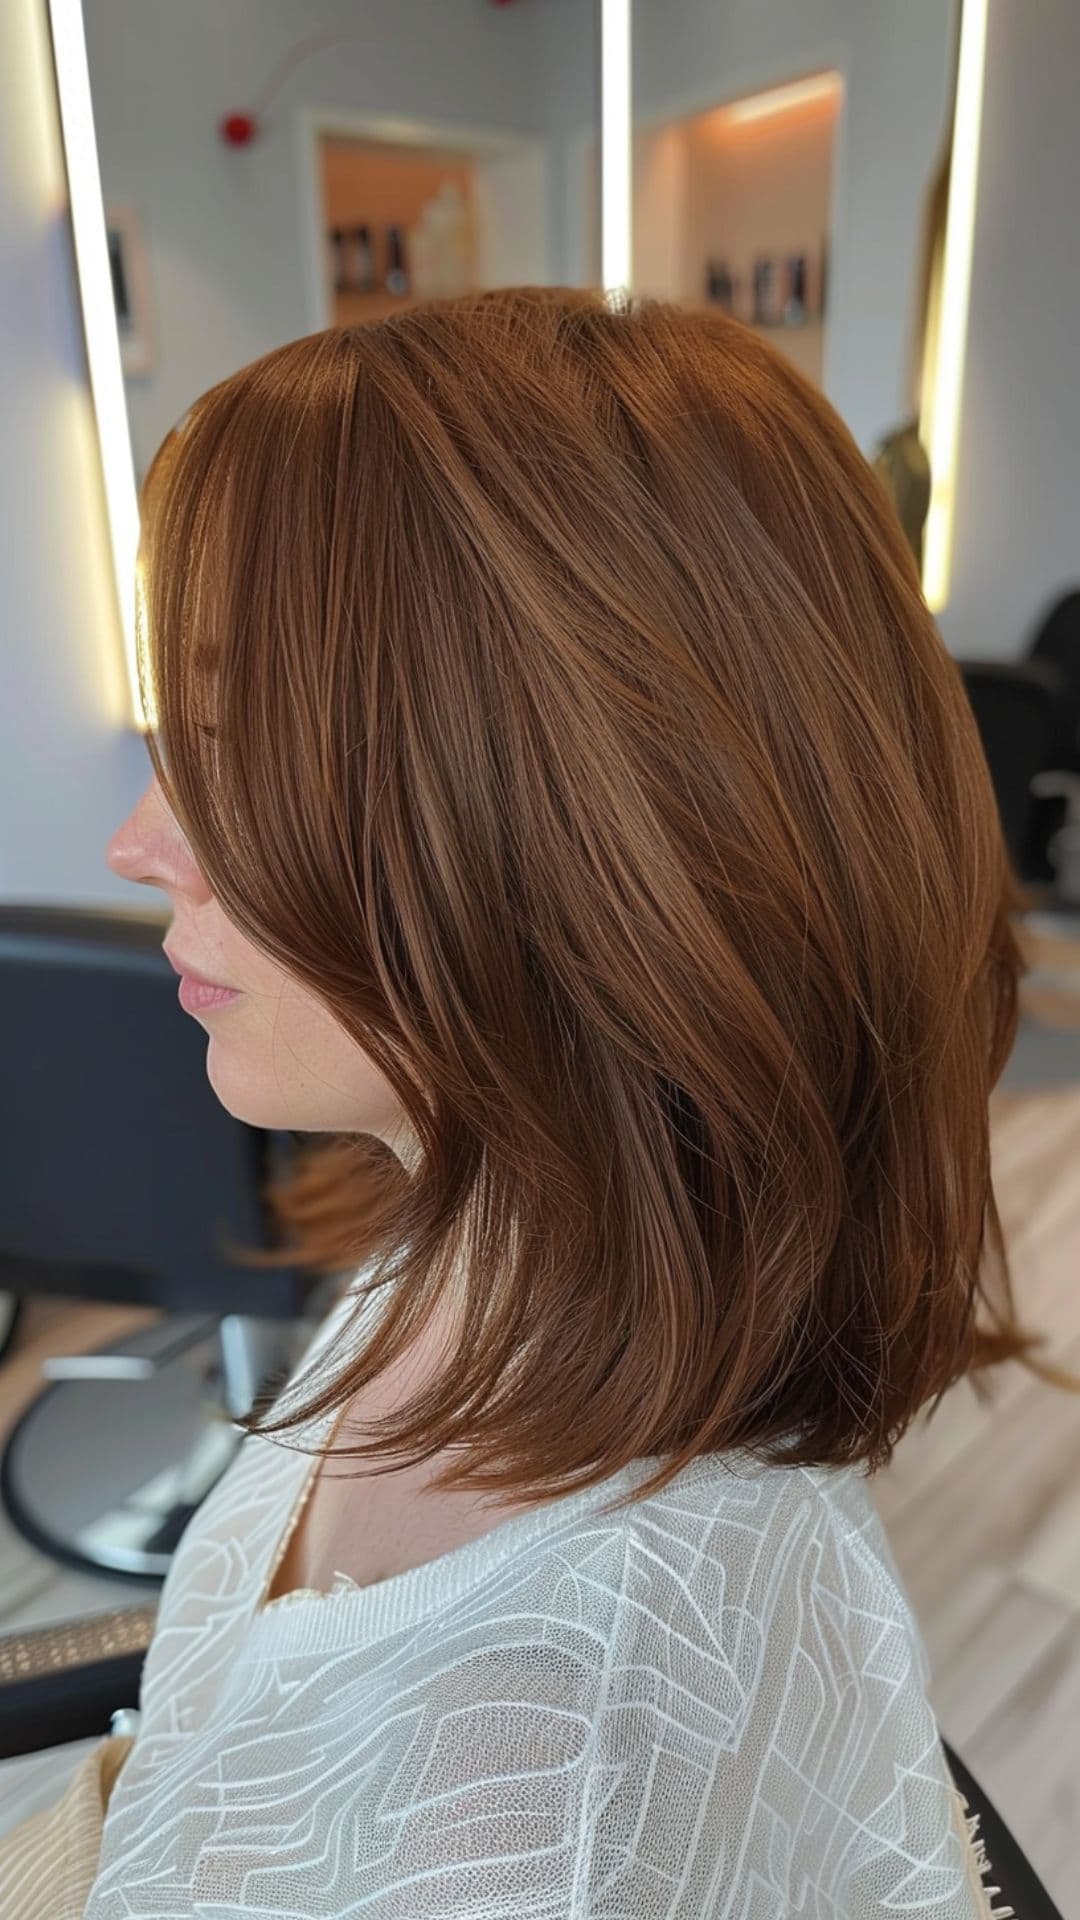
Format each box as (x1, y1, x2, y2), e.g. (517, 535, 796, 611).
(220, 112, 258, 147)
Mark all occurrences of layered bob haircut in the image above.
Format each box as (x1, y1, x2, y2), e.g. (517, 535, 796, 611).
(137, 285, 1068, 1511)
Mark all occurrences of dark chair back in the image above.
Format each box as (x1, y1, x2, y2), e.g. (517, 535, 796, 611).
(1028, 586, 1080, 770)
(942, 1736, 1065, 1919)
(0, 904, 315, 1320)
(959, 658, 1070, 881)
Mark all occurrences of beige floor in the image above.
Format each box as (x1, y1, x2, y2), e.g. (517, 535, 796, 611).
(1, 913, 1079, 1904)
(871, 1080, 1080, 1913)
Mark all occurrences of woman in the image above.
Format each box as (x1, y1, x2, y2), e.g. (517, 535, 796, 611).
(74, 286, 1057, 1913)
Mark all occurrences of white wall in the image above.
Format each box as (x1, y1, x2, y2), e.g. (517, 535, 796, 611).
(82, 0, 596, 484)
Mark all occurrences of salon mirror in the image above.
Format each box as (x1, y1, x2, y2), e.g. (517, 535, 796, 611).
(59, 0, 969, 705)
(77, 0, 600, 494)
(630, 0, 961, 595)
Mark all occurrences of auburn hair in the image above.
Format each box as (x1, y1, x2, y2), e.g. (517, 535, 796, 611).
(136, 284, 1073, 1513)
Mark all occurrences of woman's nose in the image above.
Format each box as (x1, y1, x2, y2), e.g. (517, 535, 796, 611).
(105, 776, 207, 899)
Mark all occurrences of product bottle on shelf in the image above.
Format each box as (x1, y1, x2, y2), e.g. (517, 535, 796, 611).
(751, 257, 776, 326)
(705, 258, 735, 312)
(328, 226, 348, 294)
(408, 180, 472, 299)
(782, 255, 807, 325)
(345, 225, 375, 294)
(385, 225, 410, 296)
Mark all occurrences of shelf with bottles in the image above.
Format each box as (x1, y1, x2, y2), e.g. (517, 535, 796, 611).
(327, 222, 399, 299)
(703, 246, 827, 330)
(323, 170, 478, 327)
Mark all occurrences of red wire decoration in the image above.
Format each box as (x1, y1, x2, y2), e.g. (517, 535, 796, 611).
(218, 11, 519, 146)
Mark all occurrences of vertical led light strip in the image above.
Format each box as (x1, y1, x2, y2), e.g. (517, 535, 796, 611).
(46, 0, 144, 728)
(600, 0, 632, 295)
(921, 0, 989, 613)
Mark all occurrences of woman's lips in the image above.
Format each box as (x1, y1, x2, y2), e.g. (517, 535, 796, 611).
(177, 974, 243, 1014)
(164, 945, 243, 1012)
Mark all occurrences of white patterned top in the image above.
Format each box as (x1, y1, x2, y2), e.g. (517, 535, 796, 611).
(83, 1274, 993, 1918)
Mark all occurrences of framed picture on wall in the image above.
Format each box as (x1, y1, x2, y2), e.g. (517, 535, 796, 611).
(104, 203, 156, 377)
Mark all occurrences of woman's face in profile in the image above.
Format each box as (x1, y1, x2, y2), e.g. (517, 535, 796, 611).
(106, 772, 407, 1148)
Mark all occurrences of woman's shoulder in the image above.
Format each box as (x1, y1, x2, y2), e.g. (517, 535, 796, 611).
(516, 1445, 900, 1587)
(402, 1453, 978, 1918)
(409, 1446, 930, 1759)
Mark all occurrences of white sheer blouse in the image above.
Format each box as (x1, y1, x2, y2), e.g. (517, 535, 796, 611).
(79, 1273, 995, 1918)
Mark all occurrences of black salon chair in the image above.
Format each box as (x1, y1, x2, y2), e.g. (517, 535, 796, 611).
(959, 656, 1078, 889)
(0, 1602, 1060, 1917)
(1019, 591, 1080, 900)
(0, 904, 343, 1590)
(1028, 586, 1080, 771)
